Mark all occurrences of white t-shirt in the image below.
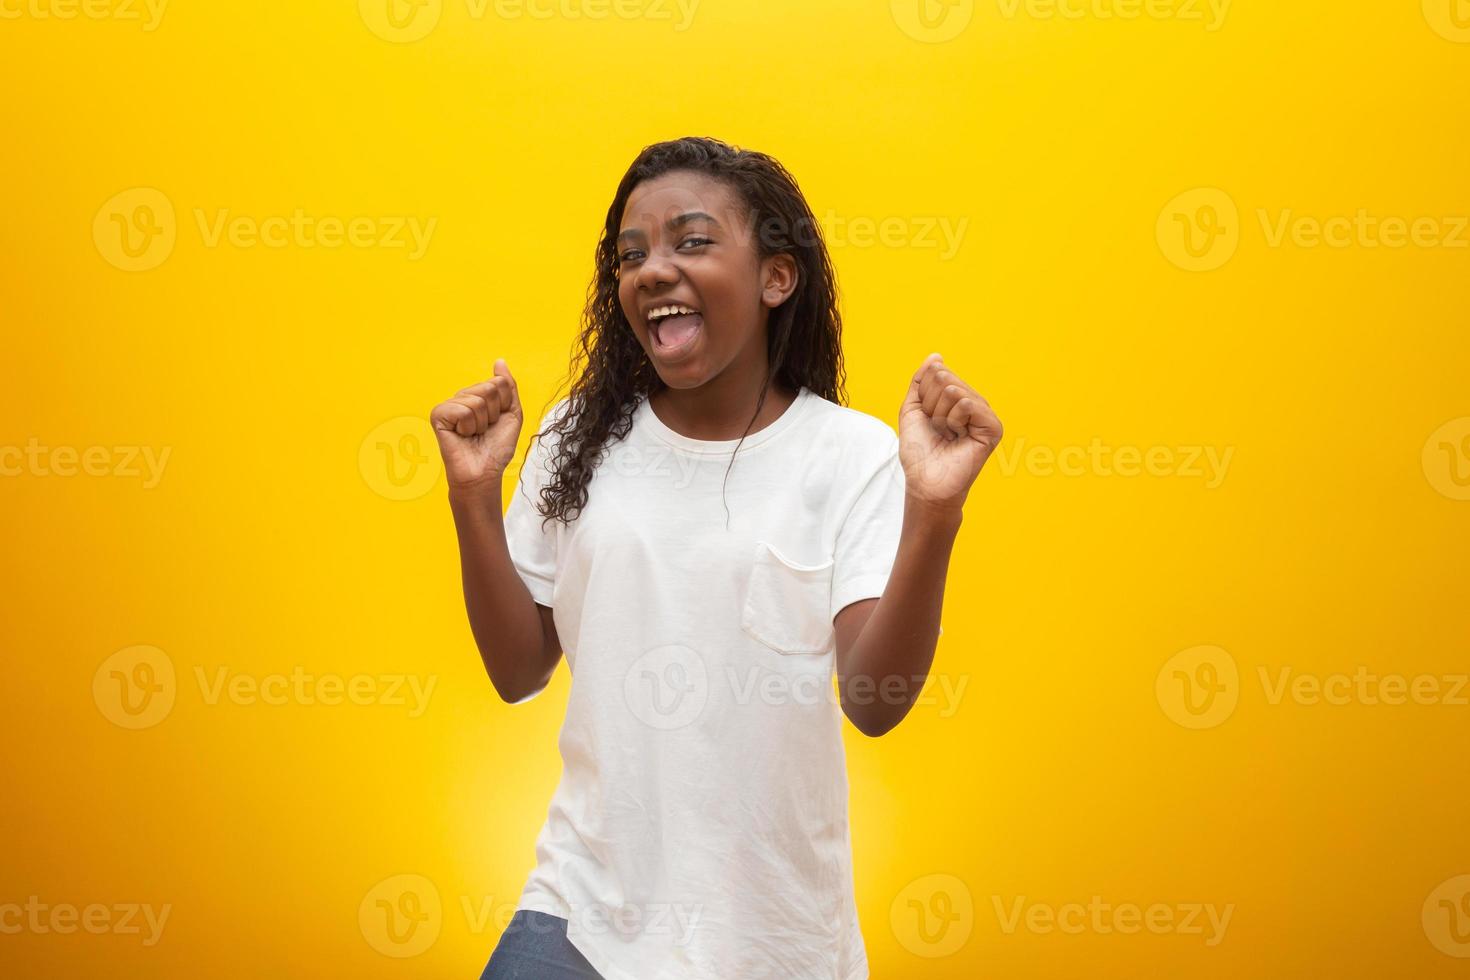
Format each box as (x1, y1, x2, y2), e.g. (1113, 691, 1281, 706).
(502, 384, 907, 980)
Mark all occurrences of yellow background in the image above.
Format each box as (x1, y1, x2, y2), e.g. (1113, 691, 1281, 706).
(3, 0, 1468, 976)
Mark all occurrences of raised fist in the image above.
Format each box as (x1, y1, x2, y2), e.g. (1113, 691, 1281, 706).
(430, 358, 523, 495)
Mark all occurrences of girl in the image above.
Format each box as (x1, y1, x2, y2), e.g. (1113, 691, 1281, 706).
(431, 136, 1002, 980)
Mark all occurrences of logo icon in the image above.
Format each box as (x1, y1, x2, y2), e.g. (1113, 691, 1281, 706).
(891, 0, 974, 42)
(93, 645, 176, 729)
(890, 873, 973, 957)
(1157, 188, 1240, 272)
(1423, 417, 1470, 501)
(360, 0, 442, 42)
(360, 417, 441, 501)
(623, 645, 708, 730)
(359, 874, 442, 957)
(93, 188, 177, 272)
(1156, 645, 1238, 729)
(1423, 874, 1470, 957)
(1424, 0, 1470, 42)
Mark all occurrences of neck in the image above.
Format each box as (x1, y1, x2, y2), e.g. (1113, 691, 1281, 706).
(650, 373, 798, 442)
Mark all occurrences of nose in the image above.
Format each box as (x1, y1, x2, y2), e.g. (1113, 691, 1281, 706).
(634, 246, 678, 293)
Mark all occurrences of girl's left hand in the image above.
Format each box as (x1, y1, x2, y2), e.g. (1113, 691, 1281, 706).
(898, 353, 1004, 514)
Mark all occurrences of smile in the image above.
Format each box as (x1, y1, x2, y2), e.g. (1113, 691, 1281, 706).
(648, 306, 704, 358)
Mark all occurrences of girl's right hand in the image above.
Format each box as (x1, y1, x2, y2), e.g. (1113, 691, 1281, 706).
(430, 359, 523, 496)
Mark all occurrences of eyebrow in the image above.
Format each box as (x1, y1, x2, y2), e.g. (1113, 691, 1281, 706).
(616, 211, 720, 245)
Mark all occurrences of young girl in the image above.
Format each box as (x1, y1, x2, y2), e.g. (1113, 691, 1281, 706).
(432, 137, 1002, 980)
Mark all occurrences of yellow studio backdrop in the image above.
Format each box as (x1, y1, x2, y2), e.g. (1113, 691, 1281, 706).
(1, 0, 1467, 977)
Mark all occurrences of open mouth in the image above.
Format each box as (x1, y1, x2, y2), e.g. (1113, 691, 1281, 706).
(648, 304, 704, 357)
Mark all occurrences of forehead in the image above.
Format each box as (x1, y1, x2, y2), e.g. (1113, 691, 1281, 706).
(618, 171, 743, 234)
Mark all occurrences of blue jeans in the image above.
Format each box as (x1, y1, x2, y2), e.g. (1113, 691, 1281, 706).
(480, 909, 604, 979)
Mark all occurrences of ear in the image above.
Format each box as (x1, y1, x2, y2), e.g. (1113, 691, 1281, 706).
(759, 253, 799, 309)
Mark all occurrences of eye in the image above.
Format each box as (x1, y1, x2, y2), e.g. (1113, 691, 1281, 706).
(680, 236, 713, 249)
(618, 249, 644, 263)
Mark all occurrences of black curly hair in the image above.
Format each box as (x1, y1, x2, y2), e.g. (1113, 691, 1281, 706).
(528, 135, 848, 529)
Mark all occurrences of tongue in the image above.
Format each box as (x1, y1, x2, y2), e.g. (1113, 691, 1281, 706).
(658, 313, 702, 347)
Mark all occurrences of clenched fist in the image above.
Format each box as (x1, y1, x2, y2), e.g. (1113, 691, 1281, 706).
(898, 352, 1004, 513)
(430, 358, 523, 495)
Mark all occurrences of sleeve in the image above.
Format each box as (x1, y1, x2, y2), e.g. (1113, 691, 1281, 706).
(828, 425, 908, 622)
(501, 403, 564, 607)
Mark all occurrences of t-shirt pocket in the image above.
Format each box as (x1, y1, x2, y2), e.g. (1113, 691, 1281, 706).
(739, 539, 836, 655)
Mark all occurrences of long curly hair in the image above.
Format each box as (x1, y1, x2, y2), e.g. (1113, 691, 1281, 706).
(528, 136, 847, 529)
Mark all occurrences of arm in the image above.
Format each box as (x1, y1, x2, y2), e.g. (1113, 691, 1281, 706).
(448, 488, 562, 703)
(834, 497, 961, 737)
(835, 352, 1002, 737)
(432, 359, 561, 704)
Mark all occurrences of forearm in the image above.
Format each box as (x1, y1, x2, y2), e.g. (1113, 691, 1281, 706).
(838, 495, 963, 736)
(448, 485, 555, 702)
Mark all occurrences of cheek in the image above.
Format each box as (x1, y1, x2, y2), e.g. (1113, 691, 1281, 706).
(617, 281, 638, 330)
(691, 266, 747, 318)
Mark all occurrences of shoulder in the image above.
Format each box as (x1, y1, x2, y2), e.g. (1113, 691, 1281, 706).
(538, 395, 574, 428)
(527, 395, 574, 448)
(517, 396, 574, 490)
(802, 391, 899, 458)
